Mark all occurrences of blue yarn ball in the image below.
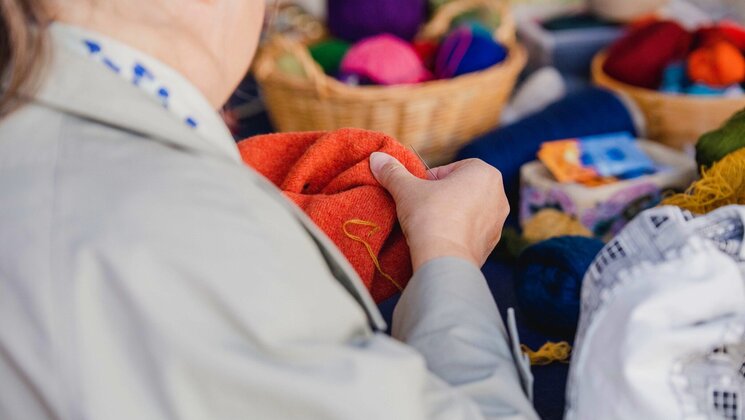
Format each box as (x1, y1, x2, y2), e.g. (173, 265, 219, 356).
(515, 236, 605, 340)
(456, 87, 639, 196)
(435, 26, 508, 79)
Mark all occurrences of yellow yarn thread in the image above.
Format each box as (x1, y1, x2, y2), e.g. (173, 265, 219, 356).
(343, 219, 404, 291)
(520, 341, 572, 366)
(522, 209, 592, 244)
(663, 147, 745, 214)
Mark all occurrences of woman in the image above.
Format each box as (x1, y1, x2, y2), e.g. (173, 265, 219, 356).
(0, 1, 536, 419)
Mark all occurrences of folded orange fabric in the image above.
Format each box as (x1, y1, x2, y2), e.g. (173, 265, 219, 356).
(237, 128, 427, 303)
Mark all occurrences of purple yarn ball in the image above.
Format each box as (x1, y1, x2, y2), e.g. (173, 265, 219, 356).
(435, 26, 508, 79)
(327, 0, 427, 42)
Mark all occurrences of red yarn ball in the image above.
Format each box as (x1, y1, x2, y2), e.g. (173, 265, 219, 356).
(695, 22, 745, 51)
(603, 20, 693, 89)
(719, 22, 745, 51)
(412, 39, 440, 70)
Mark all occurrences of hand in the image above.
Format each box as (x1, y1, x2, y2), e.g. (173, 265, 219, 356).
(370, 152, 509, 271)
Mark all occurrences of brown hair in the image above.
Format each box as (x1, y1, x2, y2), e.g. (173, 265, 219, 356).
(0, 0, 49, 118)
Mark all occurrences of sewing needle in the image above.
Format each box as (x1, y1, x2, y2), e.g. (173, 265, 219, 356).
(409, 145, 438, 180)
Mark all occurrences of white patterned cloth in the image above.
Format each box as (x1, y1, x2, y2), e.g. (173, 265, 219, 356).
(567, 205, 745, 419)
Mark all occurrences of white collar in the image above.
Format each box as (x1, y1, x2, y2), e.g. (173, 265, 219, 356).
(49, 22, 239, 159)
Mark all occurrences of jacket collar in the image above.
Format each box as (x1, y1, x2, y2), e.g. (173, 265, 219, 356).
(28, 24, 241, 164)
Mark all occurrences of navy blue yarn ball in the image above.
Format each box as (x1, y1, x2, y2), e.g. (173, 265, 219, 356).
(515, 236, 605, 340)
(456, 87, 639, 196)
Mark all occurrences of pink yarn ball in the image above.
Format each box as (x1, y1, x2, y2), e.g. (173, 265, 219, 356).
(339, 34, 433, 85)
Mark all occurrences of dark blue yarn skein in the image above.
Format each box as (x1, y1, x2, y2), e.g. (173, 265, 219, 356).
(515, 236, 605, 341)
(456, 87, 639, 196)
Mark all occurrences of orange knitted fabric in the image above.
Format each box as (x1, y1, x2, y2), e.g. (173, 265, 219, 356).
(688, 40, 745, 87)
(237, 128, 427, 303)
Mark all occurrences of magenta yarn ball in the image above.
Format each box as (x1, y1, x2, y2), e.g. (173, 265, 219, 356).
(339, 34, 433, 86)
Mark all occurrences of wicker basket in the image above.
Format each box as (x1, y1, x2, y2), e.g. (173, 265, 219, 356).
(592, 51, 745, 150)
(253, 0, 526, 164)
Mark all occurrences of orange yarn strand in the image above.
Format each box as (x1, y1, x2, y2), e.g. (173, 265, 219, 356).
(343, 219, 404, 291)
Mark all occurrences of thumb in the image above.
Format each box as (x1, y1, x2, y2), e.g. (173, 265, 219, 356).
(370, 152, 417, 199)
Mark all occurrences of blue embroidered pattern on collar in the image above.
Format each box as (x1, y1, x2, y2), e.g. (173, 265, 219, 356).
(82, 39, 200, 130)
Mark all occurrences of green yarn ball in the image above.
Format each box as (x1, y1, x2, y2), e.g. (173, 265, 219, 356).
(451, 10, 501, 32)
(277, 53, 307, 78)
(308, 39, 351, 76)
(696, 108, 745, 169)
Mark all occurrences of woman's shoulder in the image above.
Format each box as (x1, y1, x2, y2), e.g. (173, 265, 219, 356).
(0, 103, 299, 244)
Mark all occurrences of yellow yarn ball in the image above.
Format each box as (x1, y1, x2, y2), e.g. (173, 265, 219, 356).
(662, 147, 745, 214)
(522, 209, 593, 244)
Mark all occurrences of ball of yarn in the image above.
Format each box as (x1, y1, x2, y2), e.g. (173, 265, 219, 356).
(327, 0, 427, 42)
(434, 26, 508, 79)
(696, 108, 745, 169)
(277, 53, 307, 78)
(687, 40, 745, 87)
(412, 39, 440, 70)
(340, 34, 432, 85)
(696, 23, 745, 51)
(603, 20, 692, 89)
(451, 11, 502, 34)
(515, 236, 605, 339)
(719, 22, 745, 50)
(309, 39, 351, 76)
(522, 209, 593, 244)
(663, 147, 745, 214)
(456, 87, 640, 195)
(588, 0, 668, 22)
(659, 61, 687, 93)
(458, 21, 494, 40)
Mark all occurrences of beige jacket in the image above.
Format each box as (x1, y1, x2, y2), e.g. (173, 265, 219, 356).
(0, 30, 537, 420)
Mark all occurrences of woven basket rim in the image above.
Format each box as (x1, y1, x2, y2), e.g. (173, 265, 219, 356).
(592, 50, 745, 105)
(254, 0, 521, 101)
(257, 42, 527, 101)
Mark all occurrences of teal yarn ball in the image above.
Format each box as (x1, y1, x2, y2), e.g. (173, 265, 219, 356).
(515, 236, 605, 340)
(696, 108, 745, 169)
(309, 39, 351, 76)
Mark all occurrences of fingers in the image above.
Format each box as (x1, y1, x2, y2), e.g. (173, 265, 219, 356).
(427, 160, 467, 180)
(369, 152, 418, 200)
(428, 158, 500, 182)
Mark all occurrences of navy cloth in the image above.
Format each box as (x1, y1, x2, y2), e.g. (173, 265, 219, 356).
(377, 259, 569, 420)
